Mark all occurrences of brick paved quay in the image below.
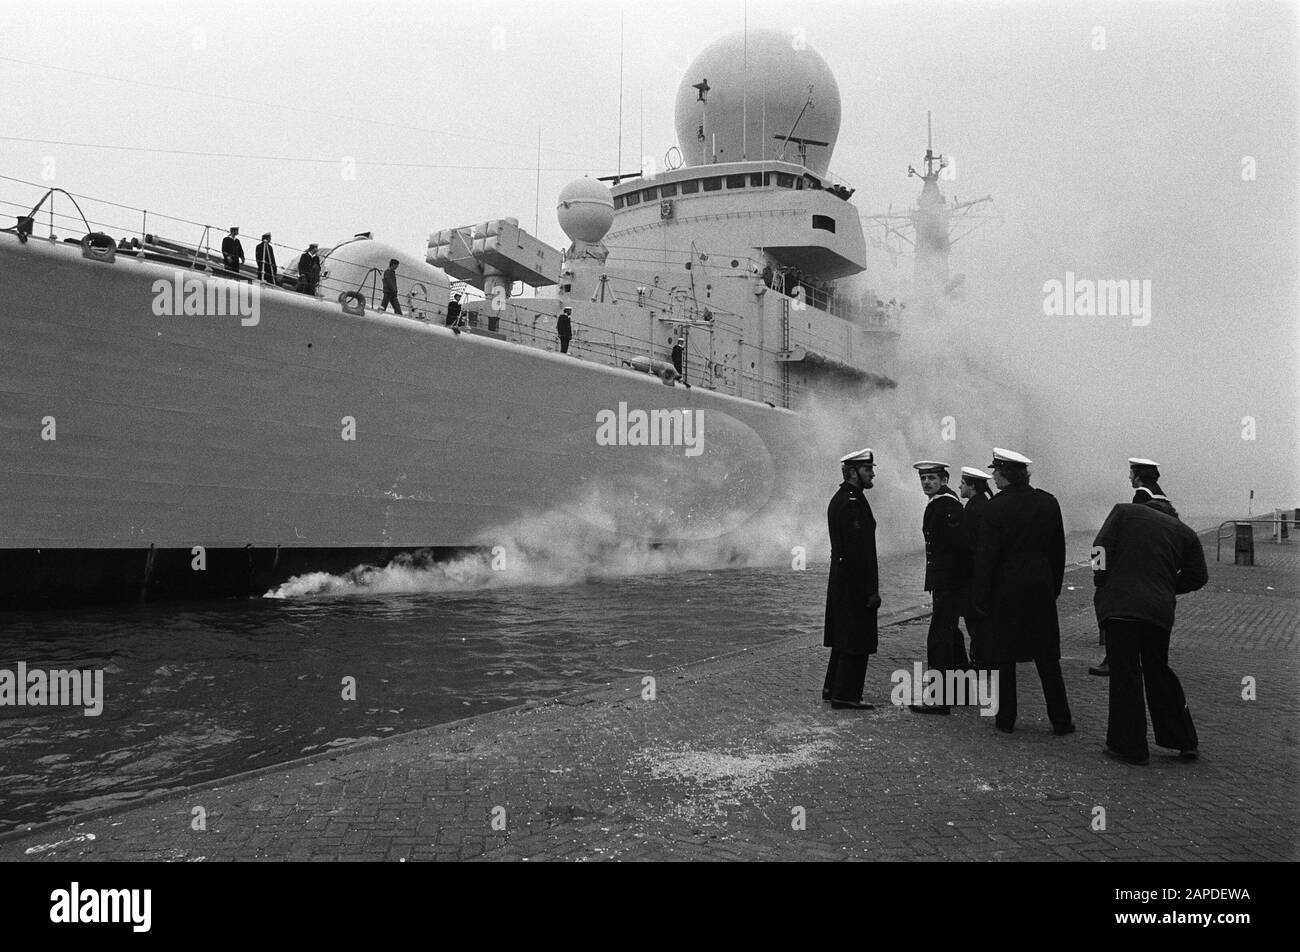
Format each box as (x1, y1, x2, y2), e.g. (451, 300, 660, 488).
(2, 528, 1296, 862)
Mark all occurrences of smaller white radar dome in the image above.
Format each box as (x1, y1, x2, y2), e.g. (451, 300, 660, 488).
(557, 178, 614, 244)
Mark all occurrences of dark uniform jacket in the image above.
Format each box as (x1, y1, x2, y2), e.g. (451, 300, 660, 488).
(446, 299, 462, 326)
(823, 481, 879, 655)
(383, 267, 398, 296)
(557, 313, 572, 337)
(1092, 503, 1207, 631)
(922, 487, 964, 592)
(955, 491, 990, 584)
(972, 483, 1066, 663)
(297, 252, 321, 289)
(221, 235, 245, 270)
(255, 241, 277, 282)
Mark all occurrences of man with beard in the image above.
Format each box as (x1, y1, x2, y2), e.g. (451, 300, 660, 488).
(910, 461, 968, 715)
(822, 447, 881, 710)
(1092, 479, 1207, 765)
(973, 448, 1075, 735)
(1091, 457, 1175, 676)
(957, 466, 995, 670)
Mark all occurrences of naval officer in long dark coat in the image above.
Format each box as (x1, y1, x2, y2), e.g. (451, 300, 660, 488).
(822, 447, 880, 710)
(973, 447, 1074, 734)
(910, 461, 968, 714)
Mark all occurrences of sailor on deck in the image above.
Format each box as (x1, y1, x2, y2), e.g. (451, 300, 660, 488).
(558, 307, 573, 354)
(255, 232, 277, 284)
(222, 226, 245, 273)
(381, 259, 402, 314)
(297, 244, 321, 296)
(822, 447, 881, 710)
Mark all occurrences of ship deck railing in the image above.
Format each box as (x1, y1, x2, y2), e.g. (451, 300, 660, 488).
(0, 175, 809, 408)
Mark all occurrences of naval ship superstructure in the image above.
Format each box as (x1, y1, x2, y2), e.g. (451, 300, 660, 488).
(0, 29, 899, 606)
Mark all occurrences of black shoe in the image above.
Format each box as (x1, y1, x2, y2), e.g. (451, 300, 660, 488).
(909, 704, 951, 715)
(1053, 722, 1077, 736)
(1088, 663, 1109, 676)
(1104, 746, 1149, 766)
(996, 722, 1014, 733)
(1178, 748, 1199, 761)
(821, 689, 831, 702)
(830, 699, 874, 710)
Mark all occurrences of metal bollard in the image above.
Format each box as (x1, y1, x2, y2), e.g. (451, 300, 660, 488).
(1234, 523, 1255, 566)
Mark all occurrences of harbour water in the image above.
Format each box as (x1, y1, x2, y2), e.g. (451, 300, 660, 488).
(0, 535, 1100, 832)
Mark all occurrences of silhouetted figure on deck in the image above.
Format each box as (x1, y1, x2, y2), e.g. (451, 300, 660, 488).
(557, 307, 573, 353)
(222, 227, 245, 273)
(297, 244, 321, 296)
(381, 259, 402, 314)
(256, 233, 277, 284)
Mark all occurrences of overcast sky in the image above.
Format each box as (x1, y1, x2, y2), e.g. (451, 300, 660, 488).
(2, 0, 1296, 526)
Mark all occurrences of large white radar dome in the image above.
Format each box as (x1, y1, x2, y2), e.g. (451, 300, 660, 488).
(557, 178, 614, 244)
(674, 29, 842, 177)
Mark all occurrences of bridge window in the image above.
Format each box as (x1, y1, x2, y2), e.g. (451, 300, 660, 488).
(680, 179, 700, 194)
(806, 176, 822, 190)
(613, 195, 625, 209)
(750, 173, 764, 187)
(660, 182, 678, 197)
(702, 177, 722, 191)
(625, 191, 641, 205)
(812, 214, 836, 232)
(725, 174, 746, 189)
(775, 172, 795, 188)
(641, 187, 658, 201)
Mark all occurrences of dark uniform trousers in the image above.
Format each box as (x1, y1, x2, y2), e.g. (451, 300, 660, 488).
(997, 657, 1072, 730)
(1106, 619, 1197, 759)
(927, 589, 971, 703)
(822, 649, 869, 704)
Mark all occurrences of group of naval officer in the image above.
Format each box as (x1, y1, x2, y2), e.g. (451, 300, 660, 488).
(822, 448, 1207, 765)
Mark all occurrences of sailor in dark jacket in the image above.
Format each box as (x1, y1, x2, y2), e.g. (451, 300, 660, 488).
(381, 259, 403, 314)
(1093, 497, 1207, 765)
(255, 232, 278, 284)
(957, 466, 994, 669)
(297, 244, 321, 295)
(973, 447, 1074, 735)
(1091, 457, 1175, 676)
(558, 307, 573, 354)
(910, 461, 968, 714)
(822, 447, 881, 710)
(222, 226, 245, 273)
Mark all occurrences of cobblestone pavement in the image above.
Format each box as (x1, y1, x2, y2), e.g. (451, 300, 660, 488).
(2, 533, 1295, 862)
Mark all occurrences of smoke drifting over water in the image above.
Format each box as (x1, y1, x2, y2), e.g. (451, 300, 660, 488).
(269, 292, 1038, 599)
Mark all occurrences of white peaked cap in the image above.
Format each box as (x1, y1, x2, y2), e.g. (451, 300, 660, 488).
(839, 447, 874, 464)
(961, 466, 992, 481)
(1128, 457, 1160, 467)
(992, 447, 1032, 465)
(912, 460, 949, 473)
